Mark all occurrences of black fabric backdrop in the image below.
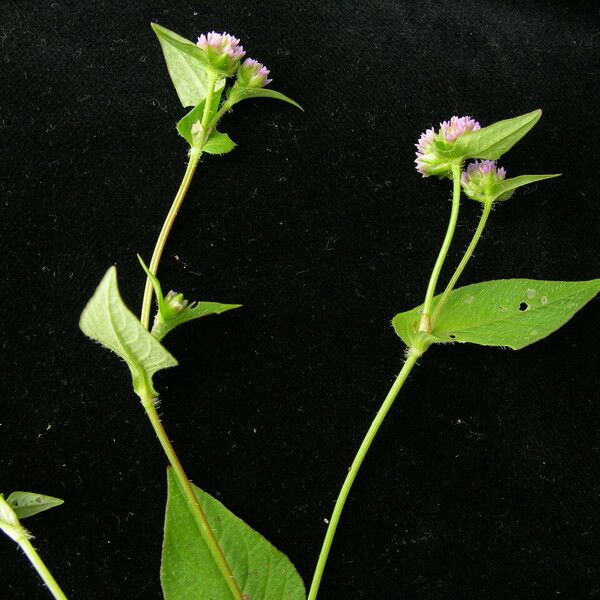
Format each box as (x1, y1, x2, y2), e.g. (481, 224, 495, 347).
(1, 1, 599, 598)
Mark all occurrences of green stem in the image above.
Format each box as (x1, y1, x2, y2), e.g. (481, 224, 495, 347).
(418, 163, 462, 332)
(431, 198, 493, 327)
(18, 536, 68, 600)
(307, 349, 422, 600)
(140, 149, 201, 328)
(142, 397, 243, 600)
(138, 76, 243, 600)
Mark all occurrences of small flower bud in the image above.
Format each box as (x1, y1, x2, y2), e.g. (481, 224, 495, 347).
(460, 160, 507, 202)
(236, 58, 272, 88)
(415, 116, 481, 178)
(163, 290, 188, 319)
(197, 31, 246, 76)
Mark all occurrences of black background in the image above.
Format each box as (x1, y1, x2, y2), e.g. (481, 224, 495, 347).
(1, 1, 600, 598)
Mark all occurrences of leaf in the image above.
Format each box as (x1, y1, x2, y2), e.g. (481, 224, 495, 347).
(176, 88, 224, 146)
(448, 109, 542, 160)
(393, 278, 600, 350)
(0, 495, 22, 542)
(79, 267, 178, 398)
(203, 131, 237, 154)
(227, 86, 303, 111)
(152, 23, 225, 107)
(137, 256, 241, 341)
(6, 492, 64, 519)
(492, 174, 560, 201)
(161, 468, 306, 600)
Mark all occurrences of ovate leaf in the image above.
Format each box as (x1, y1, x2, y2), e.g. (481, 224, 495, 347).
(152, 23, 224, 107)
(79, 267, 178, 398)
(161, 468, 306, 600)
(449, 109, 542, 160)
(6, 492, 64, 519)
(203, 131, 237, 154)
(227, 86, 303, 111)
(393, 278, 600, 350)
(492, 174, 560, 201)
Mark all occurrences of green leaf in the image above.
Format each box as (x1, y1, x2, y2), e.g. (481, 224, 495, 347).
(492, 173, 560, 201)
(161, 468, 306, 600)
(151, 23, 224, 107)
(0, 494, 23, 542)
(448, 109, 542, 160)
(6, 492, 64, 520)
(138, 256, 241, 341)
(176, 88, 224, 146)
(79, 266, 178, 398)
(393, 278, 600, 350)
(227, 86, 303, 111)
(203, 131, 237, 154)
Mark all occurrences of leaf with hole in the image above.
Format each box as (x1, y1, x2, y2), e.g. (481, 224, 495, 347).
(152, 23, 225, 107)
(447, 109, 542, 161)
(161, 468, 306, 600)
(79, 266, 178, 398)
(6, 492, 64, 520)
(393, 278, 600, 350)
(227, 86, 303, 111)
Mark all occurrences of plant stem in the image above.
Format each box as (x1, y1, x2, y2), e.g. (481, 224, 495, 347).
(138, 76, 243, 600)
(18, 536, 68, 600)
(140, 150, 200, 328)
(307, 349, 422, 600)
(431, 198, 493, 327)
(142, 397, 243, 600)
(418, 163, 462, 332)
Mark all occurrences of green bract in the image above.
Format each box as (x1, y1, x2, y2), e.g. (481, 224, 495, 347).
(79, 266, 178, 398)
(162, 468, 306, 600)
(490, 173, 561, 202)
(393, 278, 600, 350)
(138, 256, 241, 341)
(448, 109, 542, 161)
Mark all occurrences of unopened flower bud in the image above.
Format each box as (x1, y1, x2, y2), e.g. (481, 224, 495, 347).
(197, 31, 246, 76)
(236, 58, 272, 88)
(460, 160, 507, 202)
(415, 116, 481, 178)
(162, 290, 188, 319)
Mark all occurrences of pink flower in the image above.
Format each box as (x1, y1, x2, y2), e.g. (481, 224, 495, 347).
(196, 31, 246, 75)
(415, 116, 481, 178)
(236, 58, 272, 88)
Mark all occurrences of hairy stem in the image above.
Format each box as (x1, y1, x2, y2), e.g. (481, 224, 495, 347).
(418, 163, 462, 332)
(307, 349, 422, 600)
(18, 536, 68, 600)
(140, 150, 201, 328)
(138, 77, 243, 600)
(142, 397, 242, 600)
(431, 198, 493, 326)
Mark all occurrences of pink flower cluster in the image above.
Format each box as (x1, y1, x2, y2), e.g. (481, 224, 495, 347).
(197, 31, 246, 61)
(415, 116, 481, 177)
(461, 160, 506, 186)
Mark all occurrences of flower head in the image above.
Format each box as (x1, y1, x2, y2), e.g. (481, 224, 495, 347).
(415, 115, 481, 178)
(461, 160, 507, 202)
(197, 31, 246, 75)
(236, 58, 272, 88)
